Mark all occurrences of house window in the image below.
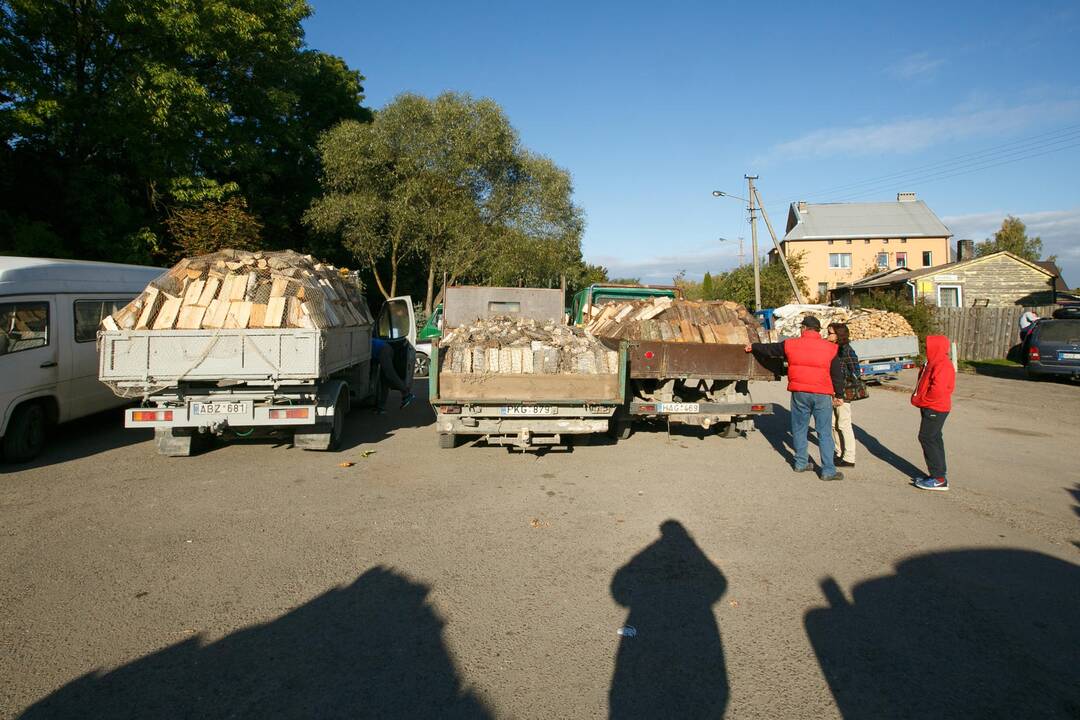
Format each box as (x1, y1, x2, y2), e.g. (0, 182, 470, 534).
(829, 253, 852, 269)
(937, 285, 962, 308)
(818, 282, 829, 300)
(922, 251, 933, 266)
(896, 252, 907, 268)
(876, 253, 888, 269)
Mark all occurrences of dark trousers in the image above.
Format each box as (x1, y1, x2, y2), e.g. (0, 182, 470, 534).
(918, 408, 949, 479)
(375, 343, 409, 408)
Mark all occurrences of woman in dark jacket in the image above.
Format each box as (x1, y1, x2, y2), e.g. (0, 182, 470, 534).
(827, 323, 859, 467)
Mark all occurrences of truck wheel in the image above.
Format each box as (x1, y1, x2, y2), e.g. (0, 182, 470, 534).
(609, 420, 632, 440)
(719, 421, 740, 439)
(3, 402, 47, 462)
(438, 432, 457, 449)
(328, 391, 347, 450)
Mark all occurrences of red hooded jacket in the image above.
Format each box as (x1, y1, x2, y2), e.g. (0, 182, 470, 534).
(911, 335, 955, 412)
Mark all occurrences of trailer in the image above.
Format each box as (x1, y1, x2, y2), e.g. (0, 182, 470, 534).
(850, 335, 918, 380)
(428, 286, 626, 450)
(571, 285, 776, 436)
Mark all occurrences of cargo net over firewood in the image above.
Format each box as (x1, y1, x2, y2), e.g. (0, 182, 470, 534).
(771, 304, 914, 340)
(102, 249, 374, 333)
(584, 297, 763, 345)
(439, 317, 619, 375)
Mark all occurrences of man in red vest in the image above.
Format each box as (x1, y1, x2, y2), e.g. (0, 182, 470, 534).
(745, 316, 845, 480)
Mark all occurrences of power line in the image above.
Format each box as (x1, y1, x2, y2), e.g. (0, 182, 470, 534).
(802, 122, 1080, 200)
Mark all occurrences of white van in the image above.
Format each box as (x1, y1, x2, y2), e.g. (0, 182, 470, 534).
(0, 257, 163, 461)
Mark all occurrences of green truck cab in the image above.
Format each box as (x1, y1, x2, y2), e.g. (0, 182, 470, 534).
(570, 284, 679, 325)
(413, 303, 443, 377)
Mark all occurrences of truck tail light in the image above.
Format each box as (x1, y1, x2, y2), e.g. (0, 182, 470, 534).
(1028, 346, 1040, 362)
(751, 404, 766, 412)
(441, 405, 462, 414)
(902, 362, 916, 369)
(638, 404, 656, 413)
(269, 408, 310, 419)
(132, 410, 172, 422)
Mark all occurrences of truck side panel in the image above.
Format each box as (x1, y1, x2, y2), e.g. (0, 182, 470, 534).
(628, 341, 777, 380)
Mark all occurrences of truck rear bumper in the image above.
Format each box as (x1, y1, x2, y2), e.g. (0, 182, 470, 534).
(126, 404, 325, 429)
(435, 415, 610, 436)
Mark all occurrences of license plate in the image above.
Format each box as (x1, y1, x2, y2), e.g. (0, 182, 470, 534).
(873, 363, 892, 371)
(1060, 352, 1080, 360)
(659, 402, 700, 413)
(500, 405, 557, 416)
(191, 401, 252, 416)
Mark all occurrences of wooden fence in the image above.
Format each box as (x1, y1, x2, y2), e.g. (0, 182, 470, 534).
(930, 305, 1059, 361)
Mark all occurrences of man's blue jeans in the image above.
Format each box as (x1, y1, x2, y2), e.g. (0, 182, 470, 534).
(790, 391, 837, 476)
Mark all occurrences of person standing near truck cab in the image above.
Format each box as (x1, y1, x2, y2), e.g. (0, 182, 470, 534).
(911, 335, 956, 491)
(372, 337, 415, 412)
(746, 316, 846, 481)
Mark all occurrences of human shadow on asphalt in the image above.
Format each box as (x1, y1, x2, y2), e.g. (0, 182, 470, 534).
(609, 520, 728, 719)
(805, 549, 1080, 719)
(851, 423, 924, 479)
(755, 403, 833, 468)
(0, 407, 148, 474)
(20, 566, 490, 720)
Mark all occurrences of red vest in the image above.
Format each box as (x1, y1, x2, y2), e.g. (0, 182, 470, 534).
(783, 332, 838, 395)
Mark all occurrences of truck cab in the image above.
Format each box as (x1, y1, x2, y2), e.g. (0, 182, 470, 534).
(570, 284, 679, 326)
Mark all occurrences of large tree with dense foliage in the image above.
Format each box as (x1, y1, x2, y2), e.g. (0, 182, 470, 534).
(0, 0, 369, 262)
(974, 216, 1044, 261)
(306, 92, 586, 308)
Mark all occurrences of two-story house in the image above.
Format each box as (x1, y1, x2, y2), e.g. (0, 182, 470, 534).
(771, 192, 952, 302)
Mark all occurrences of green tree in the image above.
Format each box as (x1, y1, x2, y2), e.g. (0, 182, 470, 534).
(974, 216, 1043, 261)
(0, 0, 369, 262)
(307, 93, 585, 306)
(712, 253, 809, 308)
(701, 271, 714, 300)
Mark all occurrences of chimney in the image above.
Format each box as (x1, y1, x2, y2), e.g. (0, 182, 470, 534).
(957, 238, 974, 262)
(896, 192, 917, 202)
(797, 201, 808, 213)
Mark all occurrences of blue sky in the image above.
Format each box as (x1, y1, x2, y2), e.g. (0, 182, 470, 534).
(303, 0, 1080, 286)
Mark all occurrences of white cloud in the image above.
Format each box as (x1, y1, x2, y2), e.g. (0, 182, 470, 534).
(888, 52, 944, 80)
(942, 207, 1080, 286)
(760, 100, 1080, 162)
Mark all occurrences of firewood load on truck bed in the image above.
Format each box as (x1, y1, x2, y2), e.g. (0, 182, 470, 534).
(584, 297, 763, 345)
(439, 316, 620, 376)
(772, 304, 914, 340)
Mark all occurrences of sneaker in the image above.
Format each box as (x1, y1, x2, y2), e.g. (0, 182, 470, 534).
(836, 460, 855, 468)
(915, 477, 948, 491)
(793, 464, 814, 473)
(821, 472, 844, 481)
(400, 392, 415, 409)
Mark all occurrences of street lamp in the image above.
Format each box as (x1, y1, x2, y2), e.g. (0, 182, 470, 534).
(712, 186, 761, 310)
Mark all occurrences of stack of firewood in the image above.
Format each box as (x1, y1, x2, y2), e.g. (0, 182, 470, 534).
(584, 297, 762, 345)
(102, 250, 373, 332)
(439, 317, 619, 375)
(773, 305, 914, 340)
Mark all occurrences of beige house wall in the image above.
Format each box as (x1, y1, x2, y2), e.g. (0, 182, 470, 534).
(783, 236, 951, 302)
(912, 254, 1055, 307)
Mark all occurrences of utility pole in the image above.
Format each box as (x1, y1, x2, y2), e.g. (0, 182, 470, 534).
(746, 175, 761, 311)
(752, 187, 805, 304)
(737, 236, 745, 266)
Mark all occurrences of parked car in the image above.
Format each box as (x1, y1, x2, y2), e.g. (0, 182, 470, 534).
(1025, 319, 1080, 381)
(413, 302, 443, 377)
(0, 257, 163, 461)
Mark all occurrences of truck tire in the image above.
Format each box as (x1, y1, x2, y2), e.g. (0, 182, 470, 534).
(719, 421, 740, 439)
(438, 432, 457, 449)
(609, 420, 632, 440)
(3, 402, 47, 462)
(328, 391, 346, 450)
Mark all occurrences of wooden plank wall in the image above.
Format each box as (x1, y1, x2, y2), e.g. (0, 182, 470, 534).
(930, 305, 1059, 360)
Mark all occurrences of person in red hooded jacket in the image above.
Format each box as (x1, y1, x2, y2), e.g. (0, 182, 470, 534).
(911, 335, 956, 491)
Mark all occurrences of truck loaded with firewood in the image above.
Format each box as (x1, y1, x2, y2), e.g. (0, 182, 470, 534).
(571, 285, 776, 436)
(98, 249, 415, 456)
(429, 286, 627, 449)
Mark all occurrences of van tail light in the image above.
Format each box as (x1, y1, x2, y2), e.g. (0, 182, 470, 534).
(1028, 346, 1040, 362)
(269, 408, 310, 419)
(902, 362, 916, 369)
(131, 410, 172, 422)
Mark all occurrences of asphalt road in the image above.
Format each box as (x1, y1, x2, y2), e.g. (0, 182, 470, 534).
(2, 372, 1078, 719)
